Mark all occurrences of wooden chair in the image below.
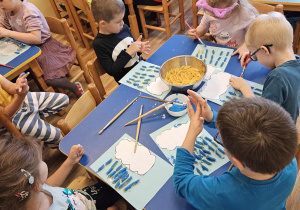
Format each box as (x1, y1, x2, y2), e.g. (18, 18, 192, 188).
(124, 0, 140, 40)
(137, 0, 185, 39)
(57, 83, 102, 135)
(0, 110, 22, 137)
(45, 16, 92, 85)
(87, 57, 118, 101)
(293, 21, 300, 55)
(48, 0, 83, 46)
(67, 0, 98, 49)
(192, 1, 284, 28)
(250, 1, 284, 14)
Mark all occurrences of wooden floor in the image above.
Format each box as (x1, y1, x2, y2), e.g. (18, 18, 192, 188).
(40, 0, 196, 189)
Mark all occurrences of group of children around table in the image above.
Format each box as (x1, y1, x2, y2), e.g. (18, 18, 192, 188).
(0, 0, 300, 209)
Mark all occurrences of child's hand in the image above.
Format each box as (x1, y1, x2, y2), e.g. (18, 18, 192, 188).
(187, 29, 198, 40)
(0, 27, 10, 37)
(187, 89, 213, 122)
(187, 100, 204, 137)
(16, 73, 30, 96)
(140, 40, 151, 55)
(229, 77, 248, 91)
(240, 51, 252, 67)
(67, 144, 85, 165)
(126, 35, 142, 56)
(231, 43, 249, 62)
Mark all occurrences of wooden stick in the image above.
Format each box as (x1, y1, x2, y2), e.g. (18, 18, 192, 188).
(134, 105, 143, 153)
(98, 97, 138, 134)
(139, 95, 186, 107)
(124, 102, 169, 126)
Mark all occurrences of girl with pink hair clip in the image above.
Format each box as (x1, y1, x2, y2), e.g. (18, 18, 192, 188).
(188, 0, 258, 60)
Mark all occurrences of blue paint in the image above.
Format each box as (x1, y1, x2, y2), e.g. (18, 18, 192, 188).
(202, 149, 211, 154)
(129, 78, 134, 81)
(207, 144, 215, 152)
(169, 104, 187, 112)
(115, 180, 121, 188)
(97, 164, 104, 172)
(135, 72, 141, 75)
(202, 139, 208, 145)
(226, 52, 230, 56)
(106, 167, 113, 175)
(254, 91, 261, 96)
(218, 148, 225, 154)
(211, 141, 219, 148)
(204, 136, 212, 142)
(133, 75, 138, 78)
(140, 68, 145, 71)
(200, 54, 203, 59)
(202, 159, 212, 165)
(226, 95, 232, 99)
(140, 76, 145, 79)
(215, 150, 224, 158)
(108, 170, 116, 178)
(220, 51, 223, 56)
(199, 150, 206, 157)
(142, 73, 147, 76)
(220, 62, 224, 67)
(201, 163, 209, 171)
(105, 158, 112, 165)
(217, 57, 221, 61)
(148, 75, 155, 77)
(142, 82, 149, 84)
(194, 144, 204, 149)
(209, 59, 213, 64)
(111, 161, 118, 168)
(119, 176, 132, 189)
(224, 57, 227, 62)
(124, 179, 140, 192)
(196, 168, 203, 175)
(215, 61, 218, 66)
(206, 156, 216, 162)
(115, 165, 122, 172)
(228, 91, 236, 96)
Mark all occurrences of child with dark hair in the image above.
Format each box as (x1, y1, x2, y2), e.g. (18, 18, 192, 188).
(0, 134, 122, 210)
(91, 0, 150, 82)
(173, 89, 298, 209)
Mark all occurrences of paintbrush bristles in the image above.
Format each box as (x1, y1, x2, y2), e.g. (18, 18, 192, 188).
(98, 97, 138, 134)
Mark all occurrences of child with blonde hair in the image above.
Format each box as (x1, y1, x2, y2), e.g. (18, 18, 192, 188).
(0, 134, 121, 210)
(188, 0, 258, 58)
(0, 0, 84, 97)
(229, 12, 300, 122)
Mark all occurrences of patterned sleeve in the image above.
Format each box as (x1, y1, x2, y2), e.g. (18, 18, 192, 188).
(0, 11, 12, 29)
(22, 6, 43, 32)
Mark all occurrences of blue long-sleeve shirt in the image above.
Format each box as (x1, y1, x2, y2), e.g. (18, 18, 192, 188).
(173, 148, 297, 210)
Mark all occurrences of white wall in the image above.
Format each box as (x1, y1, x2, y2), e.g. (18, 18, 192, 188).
(28, 0, 56, 17)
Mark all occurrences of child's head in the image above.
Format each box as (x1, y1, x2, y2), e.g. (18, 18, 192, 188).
(197, 0, 257, 19)
(216, 97, 298, 175)
(246, 12, 293, 68)
(0, 134, 43, 209)
(91, 0, 125, 34)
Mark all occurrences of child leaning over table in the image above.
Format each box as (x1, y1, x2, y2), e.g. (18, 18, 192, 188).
(0, 134, 122, 210)
(0, 73, 68, 147)
(91, 0, 151, 82)
(0, 0, 84, 98)
(229, 12, 300, 122)
(173, 89, 298, 209)
(187, 0, 258, 58)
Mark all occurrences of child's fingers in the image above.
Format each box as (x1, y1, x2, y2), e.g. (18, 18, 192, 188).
(186, 100, 194, 117)
(195, 102, 201, 117)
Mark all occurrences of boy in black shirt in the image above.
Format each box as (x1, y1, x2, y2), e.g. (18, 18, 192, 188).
(91, 0, 150, 82)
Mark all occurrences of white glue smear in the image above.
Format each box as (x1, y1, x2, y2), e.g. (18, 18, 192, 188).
(0, 42, 19, 55)
(115, 139, 156, 175)
(200, 72, 231, 99)
(146, 77, 169, 95)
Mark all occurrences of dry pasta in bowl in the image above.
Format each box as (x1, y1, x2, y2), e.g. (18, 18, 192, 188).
(164, 65, 205, 86)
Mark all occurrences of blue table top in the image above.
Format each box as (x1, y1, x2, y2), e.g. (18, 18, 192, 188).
(59, 35, 270, 210)
(0, 43, 40, 78)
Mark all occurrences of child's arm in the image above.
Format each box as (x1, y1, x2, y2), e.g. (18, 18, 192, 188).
(229, 77, 254, 97)
(0, 73, 30, 117)
(0, 28, 41, 44)
(231, 43, 249, 61)
(46, 144, 84, 187)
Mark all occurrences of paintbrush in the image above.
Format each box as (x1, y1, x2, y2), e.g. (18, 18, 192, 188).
(98, 97, 138, 134)
(124, 102, 171, 126)
(0, 63, 14, 69)
(185, 21, 205, 45)
(139, 95, 186, 107)
(134, 105, 143, 153)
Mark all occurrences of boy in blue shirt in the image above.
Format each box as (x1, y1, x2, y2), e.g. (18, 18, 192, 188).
(91, 0, 150, 82)
(173, 90, 298, 209)
(229, 12, 300, 122)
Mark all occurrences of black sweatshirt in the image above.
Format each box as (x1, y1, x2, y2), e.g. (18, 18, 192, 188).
(92, 25, 142, 82)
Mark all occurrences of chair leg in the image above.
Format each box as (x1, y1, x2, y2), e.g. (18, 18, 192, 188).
(163, 5, 171, 39)
(179, 0, 185, 31)
(156, 13, 162, 26)
(192, 0, 198, 28)
(139, 8, 148, 39)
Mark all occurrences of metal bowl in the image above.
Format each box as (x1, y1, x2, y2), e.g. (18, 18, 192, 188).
(159, 55, 207, 93)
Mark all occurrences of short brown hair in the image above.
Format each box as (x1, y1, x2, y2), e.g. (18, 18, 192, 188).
(216, 97, 297, 174)
(91, 0, 125, 23)
(0, 134, 42, 209)
(246, 12, 293, 50)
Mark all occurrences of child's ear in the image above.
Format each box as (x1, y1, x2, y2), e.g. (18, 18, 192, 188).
(260, 46, 271, 55)
(99, 20, 107, 27)
(231, 156, 245, 170)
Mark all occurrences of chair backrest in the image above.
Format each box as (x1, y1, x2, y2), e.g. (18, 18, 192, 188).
(124, 0, 140, 40)
(250, 2, 284, 14)
(67, 0, 98, 41)
(87, 57, 107, 101)
(45, 16, 92, 84)
(293, 21, 300, 55)
(57, 83, 101, 135)
(0, 110, 22, 137)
